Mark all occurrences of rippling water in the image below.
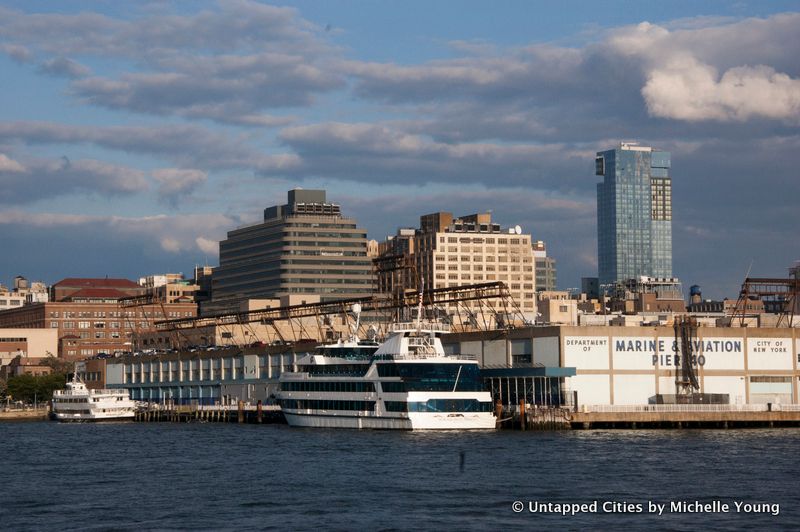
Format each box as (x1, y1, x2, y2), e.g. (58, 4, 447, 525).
(1, 423, 798, 530)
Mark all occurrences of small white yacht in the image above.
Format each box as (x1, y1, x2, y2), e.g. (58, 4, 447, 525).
(278, 321, 496, 430)
(51, 373, 136, 422)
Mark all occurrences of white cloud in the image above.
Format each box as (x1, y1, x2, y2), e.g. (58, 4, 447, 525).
(195, 237, 219, 256)
(152, 168, 208, 197)
(0, 153, 25, 172)
(0, 3, 343, 124)
(38, 56, 90, 78)
(0, 43, 32, 63)
(0, 211, 232, 256)
(159, 237, 182, 253)
(643, 62, 800, 122)
(0, 155, 148, 204)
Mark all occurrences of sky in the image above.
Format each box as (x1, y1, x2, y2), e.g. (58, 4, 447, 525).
(0, 0, 798, 300)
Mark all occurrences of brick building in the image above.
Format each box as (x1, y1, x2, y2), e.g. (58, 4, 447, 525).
(0, 278, 197, 360)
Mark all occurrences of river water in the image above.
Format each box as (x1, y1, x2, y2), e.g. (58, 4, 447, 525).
(1, 423, 798, 530)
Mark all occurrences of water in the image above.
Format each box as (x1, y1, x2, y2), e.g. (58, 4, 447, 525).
(1, 423, 798, 531)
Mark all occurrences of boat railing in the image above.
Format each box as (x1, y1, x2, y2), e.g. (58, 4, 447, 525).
(376, 353, 477, 361)
(389, 321, 451, 333)
(54, 388, 130, 397)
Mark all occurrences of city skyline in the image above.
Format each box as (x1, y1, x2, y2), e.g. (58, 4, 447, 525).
(1, 1, 799, 300)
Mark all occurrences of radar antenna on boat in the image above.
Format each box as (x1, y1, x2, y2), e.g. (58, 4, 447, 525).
(350, 303, 362, 342)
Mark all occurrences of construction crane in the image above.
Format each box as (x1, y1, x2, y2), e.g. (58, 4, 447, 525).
(730, 276, 800, 327)
(152, 282, 526, 344)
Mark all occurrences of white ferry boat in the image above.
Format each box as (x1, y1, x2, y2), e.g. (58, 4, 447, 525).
(278, 322, 496, 430)
(51, 373, 136, 422)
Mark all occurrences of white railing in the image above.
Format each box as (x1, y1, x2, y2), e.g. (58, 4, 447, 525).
(55, 388, 128, 397)
(389, 322, 451, 333)
(580, 404, 783, 413)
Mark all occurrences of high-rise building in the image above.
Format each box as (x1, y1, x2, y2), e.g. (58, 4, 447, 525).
(212, 189, 374, 303)
(532, 240, 557, 292)
(595, 142, 672, 286)
(377, 211, 538, 316)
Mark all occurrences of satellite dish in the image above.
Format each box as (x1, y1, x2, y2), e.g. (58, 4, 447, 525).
(515, 225, 522, 235)
(351, 303, 362, 315)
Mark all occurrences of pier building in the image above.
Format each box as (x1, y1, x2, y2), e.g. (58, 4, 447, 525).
(97, 322, 800, 421)
(443, 325, 800, 407)
(100, 344, 307, 404)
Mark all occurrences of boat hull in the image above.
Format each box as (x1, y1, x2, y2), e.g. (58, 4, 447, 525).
(283, 411, 495, 430)
(51, 412, 135, 422)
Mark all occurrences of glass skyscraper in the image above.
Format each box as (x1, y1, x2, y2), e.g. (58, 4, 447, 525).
(595, 142, 672, 286)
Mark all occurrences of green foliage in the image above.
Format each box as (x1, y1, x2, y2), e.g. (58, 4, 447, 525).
(41, 354, 74, 375)
(6, 373, 67, 403)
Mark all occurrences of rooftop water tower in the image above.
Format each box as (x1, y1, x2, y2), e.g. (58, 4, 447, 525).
(690, 285, 702, 305)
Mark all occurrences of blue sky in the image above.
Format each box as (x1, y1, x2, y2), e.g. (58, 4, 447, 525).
(1, 0, 799, 299)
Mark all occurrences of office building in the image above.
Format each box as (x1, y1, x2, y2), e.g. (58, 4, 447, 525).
(378, 211, 537, 316)
(532, 240, 557, 292)
(212, 189, 374, 304)
(595, 142, 672, 286)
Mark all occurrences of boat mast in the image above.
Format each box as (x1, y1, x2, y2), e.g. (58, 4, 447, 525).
(415, 278, 424, 332)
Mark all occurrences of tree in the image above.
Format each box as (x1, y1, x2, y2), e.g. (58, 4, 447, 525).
(7, 373, 67, 404)
(41, 353, 74, 375)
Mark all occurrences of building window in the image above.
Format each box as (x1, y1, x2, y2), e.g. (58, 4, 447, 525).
(50, 321, 59, 328)
(78, 321, 90, 329)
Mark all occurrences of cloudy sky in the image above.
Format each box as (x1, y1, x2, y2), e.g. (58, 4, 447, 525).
(1, 1, 798, 299)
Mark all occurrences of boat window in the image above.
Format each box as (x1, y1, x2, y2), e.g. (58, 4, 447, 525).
(377, 363, 484, 392)
(281, 381, 375, 393)
(408, 399, 492, 412)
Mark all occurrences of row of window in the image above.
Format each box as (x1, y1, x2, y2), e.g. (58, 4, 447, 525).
(281, 381, 375, 393)
(375, 363, 484, 392)
(439, 237, 528, 245)
(48, 311, 193, 319)
(385, 399, 492, 413)
(282, 399, 375, 412)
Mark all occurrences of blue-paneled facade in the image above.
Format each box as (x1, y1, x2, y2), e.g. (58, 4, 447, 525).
(105, 349, 300, 405)
(596, 143, 672, 286)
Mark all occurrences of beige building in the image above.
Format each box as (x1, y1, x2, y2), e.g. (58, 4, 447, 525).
(0, 328, 59, 378)
(537, 291, 578, 325)
(379, 212, 537, 321)
(0, 291, 25, 312)
(0, 328, 58, 362)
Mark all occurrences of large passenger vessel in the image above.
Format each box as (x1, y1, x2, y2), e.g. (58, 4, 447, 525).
(278, 322, 496, 430)
(51, 373, 136, 422)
